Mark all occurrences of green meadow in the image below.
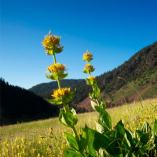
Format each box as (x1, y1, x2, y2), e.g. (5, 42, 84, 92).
(0, 98, 157, 157)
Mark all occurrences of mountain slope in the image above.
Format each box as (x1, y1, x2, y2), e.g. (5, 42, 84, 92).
(0, 78, 58, 126)
(29, 79, 85, 98)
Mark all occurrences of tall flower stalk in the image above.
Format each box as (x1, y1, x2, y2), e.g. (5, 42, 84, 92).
(42, 30, 79, 143)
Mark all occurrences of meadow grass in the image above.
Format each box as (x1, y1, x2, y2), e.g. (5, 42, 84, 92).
(0, 98, 157, 157)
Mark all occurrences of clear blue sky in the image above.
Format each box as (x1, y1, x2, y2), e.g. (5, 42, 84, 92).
(1, 0, 157, 89)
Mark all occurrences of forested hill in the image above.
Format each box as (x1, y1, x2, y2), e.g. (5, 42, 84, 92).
(29, 79, 85, 97)
(29, 41, 157, 109)
(0, 78, 58, 126)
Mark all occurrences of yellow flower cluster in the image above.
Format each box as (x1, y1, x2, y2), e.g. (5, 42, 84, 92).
(84, 63, 94, 73)
(52, 88, 70, 99)
(83, 50, 93, 62)
(88, 76, 96, 80)
(42, 30, 64, 53)
(47, 63, 66, 74)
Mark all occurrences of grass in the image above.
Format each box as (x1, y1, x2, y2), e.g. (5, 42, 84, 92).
(0, 98, 157, 156)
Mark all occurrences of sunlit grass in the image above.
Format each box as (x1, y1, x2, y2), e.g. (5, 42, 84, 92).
(0, 98, 157, 156)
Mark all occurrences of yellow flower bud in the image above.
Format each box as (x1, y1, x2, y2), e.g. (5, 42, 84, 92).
(46, 63, 66, 75)
(88, 76, 96, 80)
(42, 30, 64, 53)
(51, 88, 70, 99)
(83, 50, 93, 62)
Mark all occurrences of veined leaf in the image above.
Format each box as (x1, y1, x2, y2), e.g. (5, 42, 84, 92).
(59, 109, 78, 128)
(64, 132, 79, 151)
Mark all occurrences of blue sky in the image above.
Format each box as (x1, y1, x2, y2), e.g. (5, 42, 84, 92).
(1, 0, 157, 89)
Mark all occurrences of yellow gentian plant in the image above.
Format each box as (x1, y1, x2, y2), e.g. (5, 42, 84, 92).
(42, 31, 157, 157)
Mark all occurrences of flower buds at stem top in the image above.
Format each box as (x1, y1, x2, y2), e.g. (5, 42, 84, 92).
(83, 63, 95, 73)
(88, 76, 96, 80)
(51, 88, 70, 99)
(46, 63, 66, 75)
(83, 50, 93, 62)
(42, 30, 64, 54)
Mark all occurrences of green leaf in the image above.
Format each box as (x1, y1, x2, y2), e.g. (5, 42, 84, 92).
(46, 73, 68, 80)
(85, 78, 97, 86)
(66, 105, 77, 115)
(141, 120, 151, 134)
(86, 128, 97, 156)
(64, 132, 79, 151)
(91, 100, 100, 112)
(140, 133, 150, 145)
(89, 85, 100, 100)
(83, 68, 95, 74)
(100, 98, 106, 110)
(54, 47, 63, 53)
(96, 122, 105, 134)
(46, 98, 62, 105)
(79, 125, 89, 153)
(64, 148, 84, 157)
(59, 109, 78, 128)
(153, 119, 157, 138)
(62, 88, 76, 104)
(98, 107, 112, 132)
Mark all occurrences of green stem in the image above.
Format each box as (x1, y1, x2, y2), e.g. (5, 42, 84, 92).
(96, 99, 100, 106)
(57, 79, 61, 89)
(63, 103, 67, 112)
(52, 50, 62, 89)
(72, 126, 79, 143)
(52, 51, 57, 64)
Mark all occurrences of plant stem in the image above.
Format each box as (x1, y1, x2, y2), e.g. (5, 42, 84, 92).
(72, 126, 79, 142)
(52, 50, 57, 64)
(63, 103, 67, 112)
(52, 50, 62, 89)
(57, 79, 61, 89)
(96, 99, 100, 106)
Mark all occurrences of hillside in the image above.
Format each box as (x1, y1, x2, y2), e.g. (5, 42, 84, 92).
(0, 78, 58, 126)
(29, 41, 157, 111)
(29, 79, 85, 97)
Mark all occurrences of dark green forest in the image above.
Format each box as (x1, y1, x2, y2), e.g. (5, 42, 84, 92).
(0, 78, 58, 126)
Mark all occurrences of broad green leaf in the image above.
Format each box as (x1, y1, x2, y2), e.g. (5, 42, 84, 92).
(83, 68, 95, 74)
(85, 78, 97, 86)
(46, 73, 68, 80)
(91, 100, 100, 112)
(54, 47, 63, 53)
(46, 98, 62, 105)
(59, 109, 78, 128)
(62, 88, 76, 104)
(64, 132, 79, 151)
(153, 119, 157, 138)
(89, 85, 100, 100)
(87, 128, 115, 156)
(66, 105, 77, 115)
(93, 85, 100, 99)
(141, 120, 151, 134)
(79, 125, 89, 153)
(64, 148, 84, 157)
(140, 133, 150, 145)
(87, 128, 97, 156)
(96, 122, 105, 133)
(98, 108, 112, 132)
(100, 98, 106, 110)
